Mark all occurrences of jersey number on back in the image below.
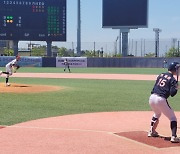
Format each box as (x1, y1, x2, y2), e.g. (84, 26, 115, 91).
(157, 78, 166, 87)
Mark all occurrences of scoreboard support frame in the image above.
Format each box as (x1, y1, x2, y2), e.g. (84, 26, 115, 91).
(46, 41, 52, 57)
(13, 40, 19, 56)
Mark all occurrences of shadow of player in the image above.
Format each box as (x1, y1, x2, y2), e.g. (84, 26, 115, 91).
(158, 135, 171, 141)
(13, 85, 30, 88)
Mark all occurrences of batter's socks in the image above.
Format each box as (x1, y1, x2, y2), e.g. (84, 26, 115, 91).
(171, 121, 177, 137)
(150, 117, 159, 132)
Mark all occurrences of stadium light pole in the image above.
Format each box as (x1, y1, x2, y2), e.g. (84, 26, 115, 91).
(172, 38, 177, 48)
(141, 39, 143, 57)
(119, 30, 121, 55)
(77, 0, 81, 57)
(13, 40, 19, 56)
(120, 29, 130, 57)
(135, 41, 137, 56)
(143, 39, 146, 56)
(153, 28, 161, 57)
(178, 40, 180, 57)
(115, 36, 119, 56)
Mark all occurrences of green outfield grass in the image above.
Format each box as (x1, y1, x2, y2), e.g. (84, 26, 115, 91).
(0, 67, 166, 74)
(0, 67, 179, 126)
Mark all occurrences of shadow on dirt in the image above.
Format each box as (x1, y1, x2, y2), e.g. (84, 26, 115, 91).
(13, 85, 30, 88)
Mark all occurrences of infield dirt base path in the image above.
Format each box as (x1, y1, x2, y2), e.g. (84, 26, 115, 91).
(0, 73, 180, 154)
(11, 72, 158, 81)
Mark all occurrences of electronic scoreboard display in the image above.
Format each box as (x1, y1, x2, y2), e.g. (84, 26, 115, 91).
(0, 0, 66, 41)
(102, 0, 148, 28)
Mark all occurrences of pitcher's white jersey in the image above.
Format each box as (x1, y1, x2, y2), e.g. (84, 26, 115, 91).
(6, 59, 18, 75)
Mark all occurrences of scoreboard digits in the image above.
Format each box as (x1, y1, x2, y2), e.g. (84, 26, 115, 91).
(0, 0, 66, 41)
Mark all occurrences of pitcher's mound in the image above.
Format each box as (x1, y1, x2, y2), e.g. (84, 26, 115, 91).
(0, 83, 62, 93)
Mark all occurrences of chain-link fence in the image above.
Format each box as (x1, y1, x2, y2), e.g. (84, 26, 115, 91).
(9, 38, 180, 57)
(50, 38, 180, 57)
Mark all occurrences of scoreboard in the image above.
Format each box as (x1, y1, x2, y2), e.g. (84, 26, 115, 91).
(0, 0, 66, 41)
(102, 0, 148, 28)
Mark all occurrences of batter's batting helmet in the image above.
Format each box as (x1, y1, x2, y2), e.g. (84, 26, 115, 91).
(168, 62, 179, 72)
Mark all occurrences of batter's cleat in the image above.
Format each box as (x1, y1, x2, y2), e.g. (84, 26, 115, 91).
(0, 70, 2, 75)
(6, 83, 11, 87)
(148, 131, 159, 137)
(170, 136, 180, 143)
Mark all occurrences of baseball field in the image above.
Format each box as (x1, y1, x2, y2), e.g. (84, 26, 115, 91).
(0, 67, 180, 153)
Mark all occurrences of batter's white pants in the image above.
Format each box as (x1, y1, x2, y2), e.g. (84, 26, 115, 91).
(149, 94, 177, 121)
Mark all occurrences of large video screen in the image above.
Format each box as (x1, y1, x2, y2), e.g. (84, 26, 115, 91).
(0, 0, 66, 41)
(102, 0, 148, 28)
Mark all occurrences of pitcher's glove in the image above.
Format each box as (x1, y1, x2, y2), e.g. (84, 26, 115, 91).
(16, 65, 20, 69)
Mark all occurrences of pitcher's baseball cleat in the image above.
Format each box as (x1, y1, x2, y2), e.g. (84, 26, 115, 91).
(6, 83, 11, 86)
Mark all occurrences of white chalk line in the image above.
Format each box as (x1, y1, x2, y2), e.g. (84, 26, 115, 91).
(1, 125, 115, 134)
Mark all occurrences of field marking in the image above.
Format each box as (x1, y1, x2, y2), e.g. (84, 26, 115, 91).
(2, 125, 115, 134)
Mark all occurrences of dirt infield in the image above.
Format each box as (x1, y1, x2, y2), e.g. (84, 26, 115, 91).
(0, 83, 61, 93)
(0, 112, 180, 154)
(11, 72, 157, 80)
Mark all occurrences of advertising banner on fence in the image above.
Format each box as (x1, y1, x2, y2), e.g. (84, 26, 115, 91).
(0, 56, 42, 67)
(56, 57, 87, 68)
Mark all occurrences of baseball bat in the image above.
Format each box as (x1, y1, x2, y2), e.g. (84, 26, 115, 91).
(176, 64, 180, 81)
(176, 64, 180, 89)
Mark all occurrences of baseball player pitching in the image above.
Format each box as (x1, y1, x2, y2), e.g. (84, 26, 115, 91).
(0, 55, 20, 86)
(148, 62, 180, 143)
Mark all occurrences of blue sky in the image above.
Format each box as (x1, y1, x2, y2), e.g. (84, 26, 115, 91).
(19, 0, 180, 54)
(66, 0, 180, 42)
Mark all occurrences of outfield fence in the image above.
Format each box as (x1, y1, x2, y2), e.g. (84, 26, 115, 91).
(1, 56, 180, 68)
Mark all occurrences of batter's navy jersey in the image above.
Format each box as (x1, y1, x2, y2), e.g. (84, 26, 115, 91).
(151, 72, 178, 99)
